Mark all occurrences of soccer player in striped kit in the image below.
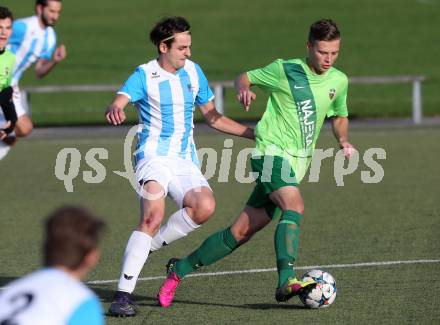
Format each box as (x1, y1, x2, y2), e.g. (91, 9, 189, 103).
(0, 0, 66, 159)
(105, 16, 254, 316)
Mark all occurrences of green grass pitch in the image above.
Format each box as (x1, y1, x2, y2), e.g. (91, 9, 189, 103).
(2, 0, 440, 124)
(1, 126, 439, 324)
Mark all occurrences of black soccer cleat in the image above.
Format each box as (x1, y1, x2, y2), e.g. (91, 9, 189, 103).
(165, 257, 179, 274)
(108, 291, 138, 317)
(275, 277, 317, 303)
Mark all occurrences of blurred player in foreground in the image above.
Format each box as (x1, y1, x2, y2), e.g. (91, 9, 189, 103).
(157, 18, 355, 307)
(0, 0, 67, 160)
(105, 16, 254, 317)
(0, 206, 105, 324)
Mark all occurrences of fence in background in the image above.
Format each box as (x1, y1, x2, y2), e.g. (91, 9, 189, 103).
(22, 75, 426, 124)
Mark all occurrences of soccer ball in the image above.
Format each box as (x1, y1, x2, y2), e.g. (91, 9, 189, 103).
(299, 269, 337, 309)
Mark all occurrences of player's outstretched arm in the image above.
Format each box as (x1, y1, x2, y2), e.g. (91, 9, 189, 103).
(199, 101, 254, 140)
(105, 94, 129, 125)
(34, 44, 67, 79)
(234, 72, 256, 111)
(332, 116, 354, 158)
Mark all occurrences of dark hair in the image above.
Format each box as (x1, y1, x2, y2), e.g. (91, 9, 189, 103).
(36, 0, 62, 7)
(308, 19, 340, 44)
(43, 206, 105, 269)
(0, 6, 13, 20)
(149, 16, 190, 52)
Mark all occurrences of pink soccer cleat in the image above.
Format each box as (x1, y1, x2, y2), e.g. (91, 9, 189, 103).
(157, 258, 181, 307)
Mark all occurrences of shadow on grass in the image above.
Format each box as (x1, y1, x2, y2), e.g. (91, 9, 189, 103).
(170, 299, 307, 310)
(90, 285, 306, 311)
(90, 286, 157, 305)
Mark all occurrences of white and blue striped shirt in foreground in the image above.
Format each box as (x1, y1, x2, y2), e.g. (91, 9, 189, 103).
(118, 59, 214, 166)
(7, 16, 57, 86)
(0, 268, 103, 325)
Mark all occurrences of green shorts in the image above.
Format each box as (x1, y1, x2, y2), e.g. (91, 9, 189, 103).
(246, 155, 298, 219)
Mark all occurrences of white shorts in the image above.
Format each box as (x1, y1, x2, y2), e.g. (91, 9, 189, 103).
(0, 85, 28, 125)
(136, 156, 211, 208)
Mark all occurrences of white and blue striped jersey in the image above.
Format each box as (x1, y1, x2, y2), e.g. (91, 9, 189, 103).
(7, 16, 57, 86)
(0, 268, 104, 325)
(118, 59, 214, 166)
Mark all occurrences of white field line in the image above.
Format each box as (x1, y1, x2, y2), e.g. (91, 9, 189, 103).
(1, 259, 439, 290)
(85, 258, 440, 285)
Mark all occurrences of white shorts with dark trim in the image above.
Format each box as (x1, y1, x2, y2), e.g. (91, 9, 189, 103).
(135, 156, 211, 208)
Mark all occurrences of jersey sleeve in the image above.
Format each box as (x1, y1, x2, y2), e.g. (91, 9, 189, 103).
(67, 297, 104, 325)
(39, 29, 57, 60)
(8, 21, 27, 54)
(327, 75, 348, 117)
(117, 67, 147, 104)
(247, 59, 282, 92)
(194, 63, 214, 106)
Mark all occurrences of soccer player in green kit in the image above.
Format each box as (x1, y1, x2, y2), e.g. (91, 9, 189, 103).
(158, 18, 354, 307)
(0, 6, 16, 145)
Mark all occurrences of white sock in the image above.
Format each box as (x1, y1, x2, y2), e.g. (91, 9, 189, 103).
(117, 231, 152, 293)
(150, 208, 200, 251)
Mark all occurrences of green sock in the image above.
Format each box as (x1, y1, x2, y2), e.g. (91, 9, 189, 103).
(175, 227, 239, 279)
(274, 210, 302, 287)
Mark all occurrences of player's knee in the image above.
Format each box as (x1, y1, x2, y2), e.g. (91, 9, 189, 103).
(287, 196, 304, 215)
(232, 225, 255, 244)
(140, 212, 163, 233)
(201, 199, 216, 219)
(191, 198, 216, 224)
(15, 119, 33, 137)
(294, 202, 305, 215)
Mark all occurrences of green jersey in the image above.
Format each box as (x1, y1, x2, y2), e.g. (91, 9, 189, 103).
(0, 49, 15, 91)
(247, 58, 348, 181)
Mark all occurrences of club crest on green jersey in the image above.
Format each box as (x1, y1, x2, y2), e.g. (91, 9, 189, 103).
(329, 88, 336, 100)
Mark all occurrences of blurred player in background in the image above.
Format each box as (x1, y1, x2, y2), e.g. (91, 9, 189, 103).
(105, 16, 254, 317)
(0, 206, 105, 324)
(0, 6, 16, 158)
(0, 0, 66, 160)
(157, 18, 355, 307)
